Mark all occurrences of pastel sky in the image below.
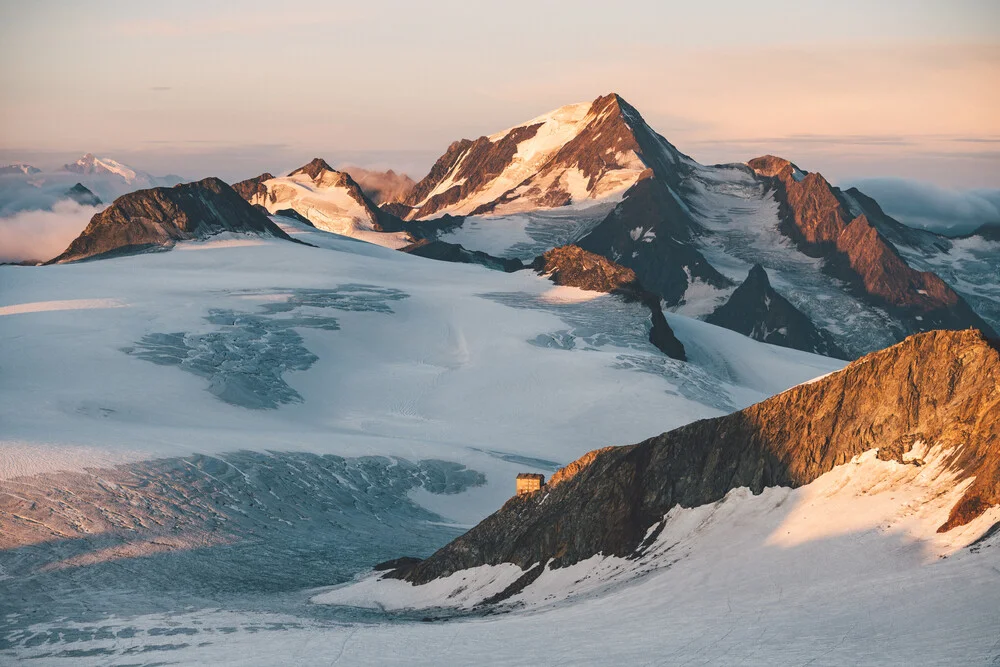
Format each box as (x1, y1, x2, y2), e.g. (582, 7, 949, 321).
(1, 0, 998, 187)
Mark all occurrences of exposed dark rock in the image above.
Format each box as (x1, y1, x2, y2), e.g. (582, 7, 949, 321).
(381, 202, 416, 219)
(403, 125, 544, 219)
(969, 222, 1000, 242)
(272, 208, 314, 226)
(47, 178, 295, 264)
(401, 239, 523, 273)
(531, 244, 686, 360)
(749, 155, 996, 340)
(289, 158, 336, 180)
(394, 329, 1000, 592)
(64, 183, 102, 206)
(231, 172, 274, 202)
(373, 556, 423, 573)
(283, 159, 410, 234)
(403, 93, 697, 221)
(578, 174, 732, 306)
(404, 139, 474, 212)
(706, 264, 846, 358)
(840, 186, 952, 255)
(828, 215, 996, 337)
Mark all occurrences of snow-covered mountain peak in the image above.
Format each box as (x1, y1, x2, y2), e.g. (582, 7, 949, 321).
(232, 159, 413, 248)
(0, 162, 41, 175)
(401, 93, 676, 220)
(288, 157, 337, 181)
(63, 153, 142, 184)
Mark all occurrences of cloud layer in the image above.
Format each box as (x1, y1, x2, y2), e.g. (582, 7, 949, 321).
(0, 200, 100, 264)
(849, 178, 1000, 236)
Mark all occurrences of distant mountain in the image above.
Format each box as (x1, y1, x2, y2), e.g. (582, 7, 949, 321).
(706, 264, 846, 358)
(0, 162, 41, 175)
(399, 94, 998, 358)
(341, 167, 415, 205)
(62, 153, 152, 186)
(0, 155, 186, 217)
(48, 178, 294, 264)
(232, 159, 413, 248)
(64, 183, 102, 206)
(970, 222, 1000, 242)
(385, 329, 1000, 596)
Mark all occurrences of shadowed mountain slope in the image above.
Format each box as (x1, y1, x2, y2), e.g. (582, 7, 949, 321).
(48, 178, 293, 264)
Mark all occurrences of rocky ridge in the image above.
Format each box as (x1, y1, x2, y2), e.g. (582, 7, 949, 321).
(706, 264, 846, 358)
(531, 245, 686, 360)
(748, 156, 995, 340)
(233, 159, 411, 244)
(64, 183, 103, 206)
(400, 239, 524, 273)
(48, 178, 294, 264)
(389, 329, 1000, 590)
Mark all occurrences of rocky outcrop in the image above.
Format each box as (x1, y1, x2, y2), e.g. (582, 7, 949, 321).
(531, 244, 686, 360)
(533, 244, 640, 293)
(391, 329, 1000, 588)
(578, 174, 732, 306)
(231, 172, 273, 202)
(749, 155, 995, 340)
(47, 178, 294, 263)
(829, 215, 995, 335)
(400, 239, 523, 273)
(64, 183, 102, 206)
(707, 264, 846, 358)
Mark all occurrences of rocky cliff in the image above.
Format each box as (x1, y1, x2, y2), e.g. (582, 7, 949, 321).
(400, 239, 524, 273)
(48, 178, 293, 263)
(231, 172, 274, 202)
(64, 183, 103, 206)
(706, 264, 846, 358)
(749, 156, 996, 340)
(531, 245, 686, 360)
(401, 93, 691, 220)
(391, 329, 1000, 590)
(577, 174, 732, 306)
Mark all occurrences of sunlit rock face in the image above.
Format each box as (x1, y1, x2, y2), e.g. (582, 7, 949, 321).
(395, 329, 1000, 589)
(48, 178, 293, 263)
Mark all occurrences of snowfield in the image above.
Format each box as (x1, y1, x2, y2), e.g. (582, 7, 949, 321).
(1, 221, 996, 665)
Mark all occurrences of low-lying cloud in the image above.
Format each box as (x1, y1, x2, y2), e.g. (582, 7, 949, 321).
(849, 177, 1000, 236)
(0, 200, 101, 264)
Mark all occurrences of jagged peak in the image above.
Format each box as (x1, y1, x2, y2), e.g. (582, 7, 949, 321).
(744, 263, 770, 287)
(748, 155, 797, 178)
(392, 327, 999, 588)
(289, 157, 336, 180)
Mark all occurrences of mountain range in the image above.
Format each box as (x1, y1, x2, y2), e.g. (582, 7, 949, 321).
(3, 93, 999, 664)
(224, 93, 1000, 358)
(32, 94, 1000, 361)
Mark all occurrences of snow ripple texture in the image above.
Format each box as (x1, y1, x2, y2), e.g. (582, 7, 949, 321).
(124, 285, 409, 408)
